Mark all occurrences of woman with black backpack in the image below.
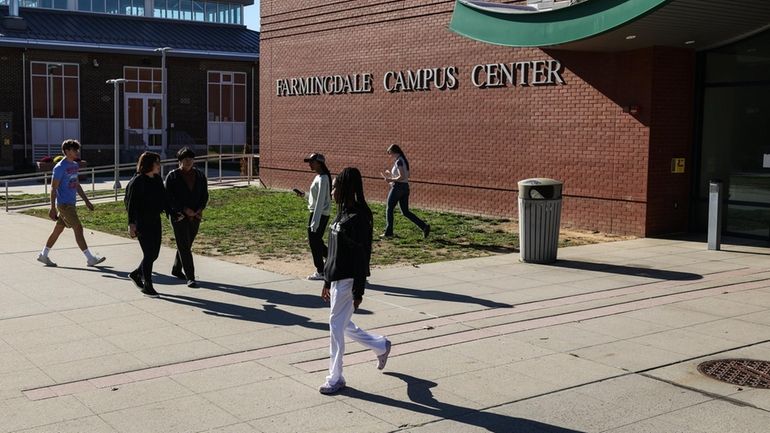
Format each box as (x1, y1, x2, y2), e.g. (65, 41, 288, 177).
(318, 167, 391, 395)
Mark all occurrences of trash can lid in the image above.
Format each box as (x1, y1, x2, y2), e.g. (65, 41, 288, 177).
(518, 178, 563, 200)
(518, 178, 563, 188)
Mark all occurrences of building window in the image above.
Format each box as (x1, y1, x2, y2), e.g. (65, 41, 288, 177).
(153, 0, 242, 24)
(19, 0, 241, 23)
(76, 0, 142, 15)
(123, 67, 163, 94)
(208, 71, 247, 152)
(30, 62, 80, 159)
(20, 0, 67, 9)
(31, 63, 79, 120)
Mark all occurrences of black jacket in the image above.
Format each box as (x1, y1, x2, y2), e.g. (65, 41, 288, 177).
(164, 167, 209, 216)
(324, 205, 373, 300)
(125, 174, 169, 228)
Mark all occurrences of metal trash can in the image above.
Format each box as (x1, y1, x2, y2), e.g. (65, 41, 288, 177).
(518, 178, 563, 263)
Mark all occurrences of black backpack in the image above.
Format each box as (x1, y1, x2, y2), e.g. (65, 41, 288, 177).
(124, 174, 139, 211)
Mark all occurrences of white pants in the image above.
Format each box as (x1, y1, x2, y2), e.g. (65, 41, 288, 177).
(327, 278, 388, 384)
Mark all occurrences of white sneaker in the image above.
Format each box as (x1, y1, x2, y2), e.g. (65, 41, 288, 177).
(87, 256, 106, 267)
(307, 272, 325, 281)
(318, 379, 345, 394)
(377, 339, 392, 370)
(36, 254, 57, 267)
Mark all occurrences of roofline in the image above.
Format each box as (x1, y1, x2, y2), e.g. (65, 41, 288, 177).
(0, 38, 259, 61)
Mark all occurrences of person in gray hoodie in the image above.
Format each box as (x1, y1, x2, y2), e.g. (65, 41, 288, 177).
(296, 153, 332, 281)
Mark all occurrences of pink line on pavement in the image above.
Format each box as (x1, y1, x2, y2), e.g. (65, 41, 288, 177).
(292, 272, 770, 372)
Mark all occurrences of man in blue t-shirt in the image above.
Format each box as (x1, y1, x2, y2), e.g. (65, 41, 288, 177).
(37, 139, 105, 267)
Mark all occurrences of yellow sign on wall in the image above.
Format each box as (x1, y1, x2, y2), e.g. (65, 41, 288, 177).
(671, 158, 685, 174)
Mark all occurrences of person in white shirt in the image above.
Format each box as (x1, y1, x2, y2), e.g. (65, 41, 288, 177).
(380, 144, 430, 238)
(296, 153, 332, 280)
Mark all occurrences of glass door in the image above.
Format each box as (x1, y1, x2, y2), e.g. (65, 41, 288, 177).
(696, 30, 770, 240)
(125, 95, 162, 151)
(701, 86, 770, 239)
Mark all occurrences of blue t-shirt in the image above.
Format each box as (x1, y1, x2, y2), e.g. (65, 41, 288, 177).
(52, 159, 80, 205)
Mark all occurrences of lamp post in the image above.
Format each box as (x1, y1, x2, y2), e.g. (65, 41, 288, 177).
(154, 47, 172, 159)
(106, 78, 126, 201)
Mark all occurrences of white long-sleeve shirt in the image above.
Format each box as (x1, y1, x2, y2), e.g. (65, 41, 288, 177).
(390, 156, 410, 183)
(308, 174, 331, 231)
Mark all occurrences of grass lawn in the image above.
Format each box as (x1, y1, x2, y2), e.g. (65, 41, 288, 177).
(22, 186, 587, 267)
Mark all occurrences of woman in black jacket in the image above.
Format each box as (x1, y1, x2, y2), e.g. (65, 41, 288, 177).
(319, 167, 391, 395)
(164, 147, 208, 288)
(125, 152, 170, 298)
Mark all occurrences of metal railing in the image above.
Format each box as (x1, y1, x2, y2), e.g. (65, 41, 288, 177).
(1, 153, 259, 211)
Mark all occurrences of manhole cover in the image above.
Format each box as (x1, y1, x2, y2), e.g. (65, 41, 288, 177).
(697, 359, 770, 389)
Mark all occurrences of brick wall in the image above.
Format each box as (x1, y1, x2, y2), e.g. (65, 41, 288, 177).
(259, 0, 696, 236)
(0, 48, 28, 167)
(0, 48, 257, 167)
(646, 47, 695, 235)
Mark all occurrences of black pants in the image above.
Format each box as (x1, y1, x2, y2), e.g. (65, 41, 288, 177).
(172, 217, 200, 280)
(136, 218, 162, 284)
(308, 213, 329, 274)
(384, 182, 427, 236)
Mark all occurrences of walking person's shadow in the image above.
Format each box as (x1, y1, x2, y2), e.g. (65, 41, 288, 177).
(368, 284, 511, 309)
(160, 292, 328, 330)
(342, 372, 585, 433)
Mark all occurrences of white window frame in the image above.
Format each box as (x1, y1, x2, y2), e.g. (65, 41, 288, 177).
(30, 62, 81, 160)
(207, 70, 247, 154)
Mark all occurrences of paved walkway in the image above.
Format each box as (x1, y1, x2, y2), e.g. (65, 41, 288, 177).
(1, 209, 770, 432)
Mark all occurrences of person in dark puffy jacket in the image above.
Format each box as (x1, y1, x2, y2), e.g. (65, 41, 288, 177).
(318, 167, 391, 395)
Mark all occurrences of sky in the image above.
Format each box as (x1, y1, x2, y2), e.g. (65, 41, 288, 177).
(244, 1, 260, 31)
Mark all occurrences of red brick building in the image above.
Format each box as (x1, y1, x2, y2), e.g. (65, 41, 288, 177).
(259, 0, 770, 238)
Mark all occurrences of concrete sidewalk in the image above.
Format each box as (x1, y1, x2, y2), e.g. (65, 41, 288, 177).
(1, 210, 769, 432)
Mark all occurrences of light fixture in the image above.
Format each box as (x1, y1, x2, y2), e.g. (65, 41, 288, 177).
(154, 47, 173, 159)
(106, 78, 127, 197)
(92, 58, 99, 67)
(684, 40, 695, 45)
(623, 104, 640, 115)
(625, 35, 637, 40)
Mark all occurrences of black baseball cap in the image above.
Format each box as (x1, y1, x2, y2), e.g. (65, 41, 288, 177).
(303, 153, 326, 163)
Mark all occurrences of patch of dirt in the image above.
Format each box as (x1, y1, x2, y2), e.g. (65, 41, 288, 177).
(496, 221, 635, 245)
(221, 253, 313, 279)
(559, 228, 636, 246)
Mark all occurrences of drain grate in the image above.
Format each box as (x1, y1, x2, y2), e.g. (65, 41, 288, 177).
(697, 359, 770, 389)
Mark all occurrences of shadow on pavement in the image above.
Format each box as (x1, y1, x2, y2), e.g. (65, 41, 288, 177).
(195, 280, 326, 309)
(342, 372, 584, 433)
(548, 260, 702, 281)
(720, 249, 770, 256)
(431, 238, 518, 254)
(368, 284, 512, 309)
(160, 292, 328, 330)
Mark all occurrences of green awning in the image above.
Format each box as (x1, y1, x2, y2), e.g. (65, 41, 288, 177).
(449, 0, 770, 51)
(449, 0, 669, 48)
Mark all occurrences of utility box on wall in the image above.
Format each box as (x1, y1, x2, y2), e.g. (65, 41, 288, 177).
(0, 113, 13, 170)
